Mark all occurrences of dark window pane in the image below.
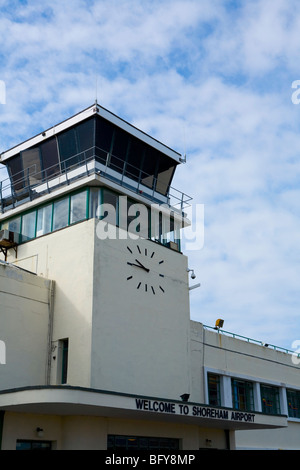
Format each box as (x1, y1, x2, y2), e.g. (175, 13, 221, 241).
(287, 389, 300, 418)
(232, 379, 254, 411)
(107, 435, 179, 451)
(95, 116, 114, 164)
(110, 128, 129, 173)
(7, 155, 24, 192)
(21, 148, 42, 185)
(126, 137, 144, 179)
(76, 118, 95, 153)
(261, 385, 281, 415)
(16, 440, 51, 451)
(208, 373, 221, 406)
(40, 138, 59, 178)
(156, 164, 175, 195)
(58, 128, 78, 167)
(141, 147, 158, 190)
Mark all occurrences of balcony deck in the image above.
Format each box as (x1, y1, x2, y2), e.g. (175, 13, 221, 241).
(0, 147, 192, 216)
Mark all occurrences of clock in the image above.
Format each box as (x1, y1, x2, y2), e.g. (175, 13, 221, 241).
(126, 244, 165, 294)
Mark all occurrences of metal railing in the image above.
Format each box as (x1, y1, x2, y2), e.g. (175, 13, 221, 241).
(203, 324, 300, 358)
(0, 146, 192, 214)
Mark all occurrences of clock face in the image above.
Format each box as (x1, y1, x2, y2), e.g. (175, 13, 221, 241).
(126, 244, 165, 294)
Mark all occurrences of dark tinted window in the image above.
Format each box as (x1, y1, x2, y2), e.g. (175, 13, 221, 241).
(40, 138, 60, 178)
(95, 116, 114, 163)
(21, 147, 42, 184)
(7, 154, 24, 192)
(110, 127, 129, 172)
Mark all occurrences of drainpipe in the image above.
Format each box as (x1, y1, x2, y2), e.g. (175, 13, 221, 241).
(46, 280, 55, 385)
(0, 411, 4, 450)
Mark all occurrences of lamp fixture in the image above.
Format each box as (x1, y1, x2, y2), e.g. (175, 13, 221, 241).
(180, 393, 190, 402)
(36, 427, 44, 438)
(214, 319, 224, 330)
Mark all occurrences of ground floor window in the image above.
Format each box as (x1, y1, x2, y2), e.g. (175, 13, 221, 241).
(16, 440, 52, 450)
(107, 435, 179, 450)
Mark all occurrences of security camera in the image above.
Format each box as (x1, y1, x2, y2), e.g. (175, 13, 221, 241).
(187, 268, 196, 279)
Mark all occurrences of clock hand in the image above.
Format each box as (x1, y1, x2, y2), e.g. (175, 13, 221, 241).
(127, 261, 150, 272)
(135, 259, 150, 272)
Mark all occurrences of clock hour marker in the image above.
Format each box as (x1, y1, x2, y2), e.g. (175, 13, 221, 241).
(145, 283, 147, 292)
(127, 276, 133, 280)
(145, 248, 147, 256)
(159, 260, 164, 264)
(137, 245, 141, 254)
(137, 282, 141, 289)
(159, 274, 164, 277)
(151, 286, 155, 295)
(159, 286, 165, 293)
(151, 251, 155, 258)
(127, 246, 133, 254)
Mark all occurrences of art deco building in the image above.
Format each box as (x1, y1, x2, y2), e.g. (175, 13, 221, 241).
(0, 104, 299, 450)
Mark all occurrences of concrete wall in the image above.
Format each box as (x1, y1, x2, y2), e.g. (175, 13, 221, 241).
(4, 219, 95, 388)
(0, 262, 51, 389)
(1, 411, 228, 450)
(91, 224, 191, 399)
(2, 218, 192, 399)
(190, 321, 300, 450)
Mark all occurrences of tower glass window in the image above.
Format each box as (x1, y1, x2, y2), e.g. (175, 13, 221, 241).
(70, 191, 88, 224)
(40, 137, 60, 178)
(37, 204, 52, 237)
(53, 198, 69, 231)
(21, 211, 37, 242)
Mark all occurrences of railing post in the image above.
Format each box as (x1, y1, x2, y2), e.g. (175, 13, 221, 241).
(0, 181, 2, 213)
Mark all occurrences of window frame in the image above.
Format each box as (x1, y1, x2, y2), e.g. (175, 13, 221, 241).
(287, 389, 300, 419)
(231, 378, 255, 412)
(260, 384, 281, 415)
(207, 373, 221, 407)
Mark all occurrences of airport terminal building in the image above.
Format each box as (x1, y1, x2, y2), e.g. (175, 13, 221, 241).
(0, 104, 299, 450)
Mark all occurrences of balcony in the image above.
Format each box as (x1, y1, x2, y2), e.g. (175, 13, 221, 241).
(0, 146, 192, 215)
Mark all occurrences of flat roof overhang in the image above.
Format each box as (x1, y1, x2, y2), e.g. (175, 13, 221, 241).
(0, 104, 182, 164)
(0, 386, 288, 431)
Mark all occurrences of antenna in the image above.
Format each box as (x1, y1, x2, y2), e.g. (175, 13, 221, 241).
(179, 124, 187, 163)
(95, 75, 98, 105)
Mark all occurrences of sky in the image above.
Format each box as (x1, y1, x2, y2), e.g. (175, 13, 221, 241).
(0, 0, 300, 350)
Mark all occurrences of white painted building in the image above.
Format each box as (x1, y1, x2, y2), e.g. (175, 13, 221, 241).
(0, 104, 299, 450)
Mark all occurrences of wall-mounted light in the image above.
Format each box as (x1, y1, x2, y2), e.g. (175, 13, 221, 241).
(180, 393, 190, 402)
(214, 319, 224, 330)
(36, 427, 44, 438)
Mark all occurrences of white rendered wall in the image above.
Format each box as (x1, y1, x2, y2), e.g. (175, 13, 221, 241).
(0, 263, 51, 389)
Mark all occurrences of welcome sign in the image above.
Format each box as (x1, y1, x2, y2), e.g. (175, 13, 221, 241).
(135, 398, 256, 424)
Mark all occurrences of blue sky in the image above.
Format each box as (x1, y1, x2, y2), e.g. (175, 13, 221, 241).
(0, 0, 300, 349)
